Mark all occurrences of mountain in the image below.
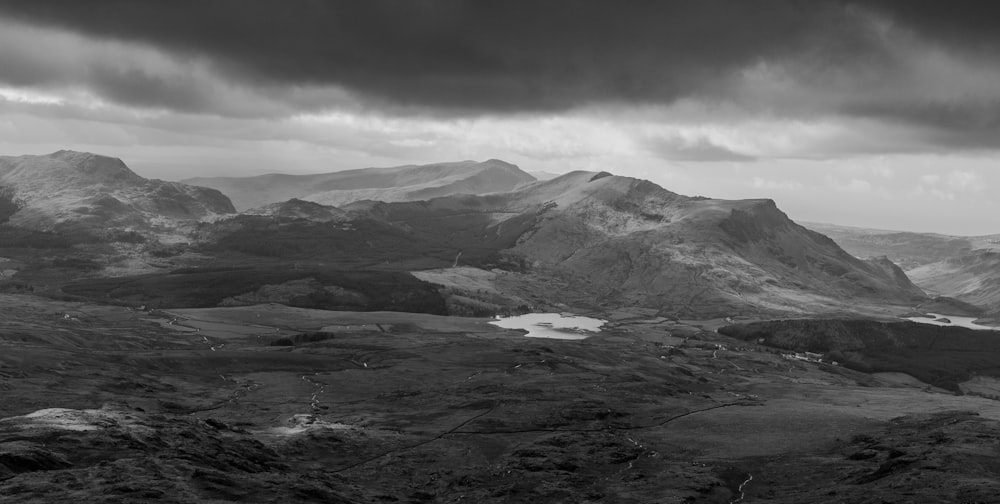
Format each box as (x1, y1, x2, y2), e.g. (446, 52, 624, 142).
(804, 222, 1000, 271)
(0, 152, 924, 318)
(908, 250, 1000, 319)
(0, 151, 235, 235)
(198, 170, 925, 317)
(805, 222, 1000, 318)
(502, 172, 925, 315)
(183, 159, 536, 210)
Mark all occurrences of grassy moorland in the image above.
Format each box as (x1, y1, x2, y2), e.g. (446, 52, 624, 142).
(6, 294, 1000, 502)
(204, 198, 542, 271)
(62, 265, 449, 314)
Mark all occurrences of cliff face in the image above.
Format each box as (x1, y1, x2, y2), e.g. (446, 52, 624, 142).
(0, 151, 235, 232)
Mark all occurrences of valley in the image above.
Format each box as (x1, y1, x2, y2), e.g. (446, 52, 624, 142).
(805, 222, 1000, 324)
(1, 2, 997, 503)
(2, 152, 1000, 502)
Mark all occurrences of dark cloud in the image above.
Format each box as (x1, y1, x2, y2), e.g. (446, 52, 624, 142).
(857, 0, 1000, 51)
(0, 0, 998, 152)
(0, 0, 886, 113)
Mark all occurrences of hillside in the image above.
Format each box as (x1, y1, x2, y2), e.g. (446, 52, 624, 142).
(191, 171, 925, 318)
(243, 198, 349, 222)
(805, 222, 1000, 318)
(504, 173, 926, 316)
(804, 221, 1000, 270)
(184, 159, 536, 210)
(908, 250, 1000, 320)
(0, 153, 926, 318)
(0, 151, 235, 235)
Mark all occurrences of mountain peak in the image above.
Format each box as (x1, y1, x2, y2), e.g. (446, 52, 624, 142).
(44, 150, 141, 184)
(482, 158, 517, 167)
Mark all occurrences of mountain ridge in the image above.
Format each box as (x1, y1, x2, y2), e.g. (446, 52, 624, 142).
(196, 169, 926, 317)
(183, 159, 536, 210)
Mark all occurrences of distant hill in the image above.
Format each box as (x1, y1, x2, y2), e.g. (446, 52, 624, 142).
(0, 151, 927, 318)
(200, 171, 926, 317)
(908, 250, 1000, 320)
(0, 150, 234, 235)
(243, 198, 348, 223)
(804, 222, 1000, 270)
(805, 222, 1000, 319)
(183, 159, 536, 210)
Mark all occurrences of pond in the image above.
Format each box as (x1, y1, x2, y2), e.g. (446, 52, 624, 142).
(489, 313, 606, 340)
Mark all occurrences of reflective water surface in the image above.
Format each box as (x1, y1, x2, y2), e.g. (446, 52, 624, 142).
(906, 313, 999, 331)
(489, 313, 606, 340)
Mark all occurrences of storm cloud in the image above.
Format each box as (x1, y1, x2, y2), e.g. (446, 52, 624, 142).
(0, 1, 995, 119)
(1, 1, 999, 234)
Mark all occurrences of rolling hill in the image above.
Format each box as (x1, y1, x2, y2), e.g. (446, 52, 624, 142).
(0, 150, 234, 236)
(0, 150, 926, 318)
(804, 222, 1000, 270)
(183, 159, 536, 210)
(907, 250, 1000, 321)
(806, 222, 1000, 319)
(196, 170, 926, 317)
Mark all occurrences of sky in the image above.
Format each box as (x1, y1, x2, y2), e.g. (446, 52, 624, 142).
(0, 0, 998, 234)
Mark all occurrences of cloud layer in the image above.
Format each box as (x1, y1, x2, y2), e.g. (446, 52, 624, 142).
(0, 2, 995, 117)
(0, 1, 998, 233)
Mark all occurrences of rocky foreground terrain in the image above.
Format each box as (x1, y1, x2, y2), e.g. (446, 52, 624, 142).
(5, 294, 1000, 502)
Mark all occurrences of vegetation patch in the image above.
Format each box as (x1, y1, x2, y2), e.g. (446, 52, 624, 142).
(720, 319, 1000, 391)
(62, 266, 448, 314)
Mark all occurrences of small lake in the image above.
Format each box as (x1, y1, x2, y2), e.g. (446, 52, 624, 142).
(905, 313, 999, 331)
(489, 313, 606, 340)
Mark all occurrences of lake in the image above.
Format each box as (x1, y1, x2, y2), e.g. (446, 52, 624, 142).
(489, 313, 606, 340)
(905, 313, 999, 331)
